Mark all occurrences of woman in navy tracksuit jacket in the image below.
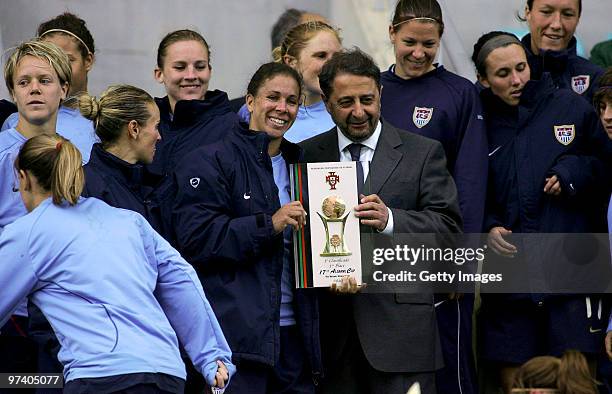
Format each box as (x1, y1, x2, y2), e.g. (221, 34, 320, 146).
(382, 2, 487, 391)
(520, 0, 603, 102)
(173, 63, 321, 393)
(151, 90, 238, 176)
(473, 31, 610, 391)
(149, 29, 239, 176)
(79, 85, 173, 239)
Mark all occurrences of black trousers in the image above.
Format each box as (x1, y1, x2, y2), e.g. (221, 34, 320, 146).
(317, 322, 436, 394)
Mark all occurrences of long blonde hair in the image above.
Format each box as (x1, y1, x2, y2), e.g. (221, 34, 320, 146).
(15, 134, 84, 206)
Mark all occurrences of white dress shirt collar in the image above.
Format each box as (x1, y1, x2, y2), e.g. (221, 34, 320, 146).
(336, 120, 382, 158)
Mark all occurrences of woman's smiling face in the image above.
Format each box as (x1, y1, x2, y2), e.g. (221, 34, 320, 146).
(155, 40, 211, 111)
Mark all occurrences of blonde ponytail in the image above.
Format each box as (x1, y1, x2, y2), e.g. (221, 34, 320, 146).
(78, 93, 100, 122)
(271, 21, 341, 66)
(271, 46, 284, 63)
(51, 138, 84, 205)
(78, 84, 154, 148)
(16, 134, 84, 206)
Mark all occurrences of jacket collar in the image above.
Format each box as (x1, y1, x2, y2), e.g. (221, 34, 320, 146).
(155, 89, 232, 129)
(279, 137, 303, 164)
(234, 122, 303, 165)
(89, 143, 161, 187)
(521, 34, 578, 74)
(522, 33, 578, 58)
(386, 63, 445, 82)
(368, 119, 402, 195)
(520, 73, 556, 106)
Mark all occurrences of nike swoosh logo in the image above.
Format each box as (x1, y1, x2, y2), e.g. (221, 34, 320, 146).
(488, 146, 502, 157)
(243, 193, 251, 200)
(589, 327, 602, 333)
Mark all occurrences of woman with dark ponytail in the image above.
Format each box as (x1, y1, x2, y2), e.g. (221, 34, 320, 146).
(0, 135, 234, 393)
(381, 1, 487, 392)
(173, 62, 321, 393)
(512, 350, 598, 394)
(473, 31, 610, 394)
(149, 29, 239, 175)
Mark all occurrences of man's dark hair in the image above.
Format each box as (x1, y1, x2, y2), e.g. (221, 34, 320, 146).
(319, 48, 381, 99)
(270, 8, 304, 49)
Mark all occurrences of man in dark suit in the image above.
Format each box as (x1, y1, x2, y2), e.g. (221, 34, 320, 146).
(299, 48, 462, 394)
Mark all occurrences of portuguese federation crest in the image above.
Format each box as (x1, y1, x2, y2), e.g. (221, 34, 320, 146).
(412, 107, 433, 128)
(571, 75, 590, 95)
(325, 171, 340, 190)
(554, 124, 575, 146)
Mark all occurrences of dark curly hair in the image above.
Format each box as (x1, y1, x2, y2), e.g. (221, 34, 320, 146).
(37, 12, 95, 58)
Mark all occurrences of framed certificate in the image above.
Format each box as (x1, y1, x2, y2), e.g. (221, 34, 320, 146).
(290, 162, 363, 288)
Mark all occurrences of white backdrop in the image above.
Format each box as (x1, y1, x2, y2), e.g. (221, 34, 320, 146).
(0, 0, 610, 100)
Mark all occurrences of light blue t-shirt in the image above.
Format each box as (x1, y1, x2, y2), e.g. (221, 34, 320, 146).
(239, 100, 335, 143)
(2, 106, 97, 163)
(271, 153, 296, 327)
(285, 100, 335, 143)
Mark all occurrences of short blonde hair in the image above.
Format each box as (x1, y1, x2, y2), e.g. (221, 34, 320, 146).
(4, 39, 72, 96)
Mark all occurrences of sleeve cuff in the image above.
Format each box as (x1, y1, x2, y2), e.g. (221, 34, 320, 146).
(549, 165, 576, 197)
(378, 207, 394, 235)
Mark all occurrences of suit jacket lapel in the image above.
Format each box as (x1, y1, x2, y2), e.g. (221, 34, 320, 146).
(366, 121, 402, 195)
(315, 128, 340, 162)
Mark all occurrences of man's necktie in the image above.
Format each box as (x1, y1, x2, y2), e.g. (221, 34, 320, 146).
(347, 143, 364, 194)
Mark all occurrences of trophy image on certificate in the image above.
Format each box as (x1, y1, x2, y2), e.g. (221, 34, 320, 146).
(318, 196, 351, 256)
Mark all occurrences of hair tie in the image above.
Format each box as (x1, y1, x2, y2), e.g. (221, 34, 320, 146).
(56, 141, 62, 151)
(39, 28, 92, 55)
